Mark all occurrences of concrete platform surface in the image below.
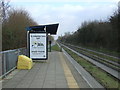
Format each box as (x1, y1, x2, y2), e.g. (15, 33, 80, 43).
(2, 51, 89, 89)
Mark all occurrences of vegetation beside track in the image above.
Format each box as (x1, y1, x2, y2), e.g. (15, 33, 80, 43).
(63, 46, 120, 88)
(64, 43, 119, 62)
(63, 43, 120, 71)
(72, 43, 120, 58)
(76, 45, 119, 62)
(51, 44, 61, 52)
(58, 7, 120, 54)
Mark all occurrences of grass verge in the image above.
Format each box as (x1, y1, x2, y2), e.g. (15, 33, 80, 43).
(63, 47, 120, 88)
(76, 43, 120, 58)
(77, 47, 119, 62)
(51, 44, 61, 51)
(65, 43, 119, 62)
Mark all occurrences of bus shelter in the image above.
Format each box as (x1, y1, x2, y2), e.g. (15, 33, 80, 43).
(26, 23, 59, 60)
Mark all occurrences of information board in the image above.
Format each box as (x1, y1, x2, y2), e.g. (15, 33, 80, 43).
(29, 32, 47, 60)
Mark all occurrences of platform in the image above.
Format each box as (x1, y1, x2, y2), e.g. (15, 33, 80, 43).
(2, 51, 90, 88)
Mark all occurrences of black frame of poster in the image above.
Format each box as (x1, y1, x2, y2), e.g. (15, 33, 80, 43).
(28, 31, 48, 60)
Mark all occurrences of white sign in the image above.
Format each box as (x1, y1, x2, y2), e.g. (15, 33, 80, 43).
(29, 33, 47, 59)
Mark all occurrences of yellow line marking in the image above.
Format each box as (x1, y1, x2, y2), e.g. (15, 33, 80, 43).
(59, 52, 79, 88)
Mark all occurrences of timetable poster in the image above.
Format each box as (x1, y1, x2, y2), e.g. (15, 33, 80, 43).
(29, 33, 47, 60)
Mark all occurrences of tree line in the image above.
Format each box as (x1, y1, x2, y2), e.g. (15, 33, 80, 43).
(1, 1, 54, 51)
(2, 9, 37, 51)
(1, 0, 37, 51)
(58, 9, 120, 52)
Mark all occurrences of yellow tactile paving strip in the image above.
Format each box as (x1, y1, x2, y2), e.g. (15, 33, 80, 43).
(59, 52, 79, 88)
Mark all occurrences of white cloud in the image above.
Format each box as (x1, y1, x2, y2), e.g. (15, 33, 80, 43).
(11, 0, 119, 3)
(10, 0, 118, 39)
(24, 4, 85, 35)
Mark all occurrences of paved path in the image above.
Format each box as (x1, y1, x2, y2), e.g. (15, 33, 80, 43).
(2, 51, 89, 88)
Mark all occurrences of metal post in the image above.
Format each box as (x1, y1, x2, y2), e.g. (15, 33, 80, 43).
(49, 40, 51, 52)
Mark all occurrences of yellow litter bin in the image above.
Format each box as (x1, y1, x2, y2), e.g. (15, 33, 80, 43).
(17, 55, 33, 70)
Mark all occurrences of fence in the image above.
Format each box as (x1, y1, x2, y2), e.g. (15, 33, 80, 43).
(0, 48, 27, 78)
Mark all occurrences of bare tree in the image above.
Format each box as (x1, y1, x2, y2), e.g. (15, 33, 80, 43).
(2, 9, 37, 50)
(0, 0, 10, 23)
(0, 1, 3, 23)
(118, 1, 120, 13)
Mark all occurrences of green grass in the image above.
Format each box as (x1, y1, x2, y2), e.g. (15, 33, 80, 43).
(51, 44, 61, 52)
(78, 48, 119, 62)
(65, 43, 120, 62)
(77, 43, 120, 58)
(63, 47, 120, 88)
(72, 48, 120, 70)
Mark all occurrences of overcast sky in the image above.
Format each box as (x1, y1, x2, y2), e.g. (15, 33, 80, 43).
(10, 0, 119, 39)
